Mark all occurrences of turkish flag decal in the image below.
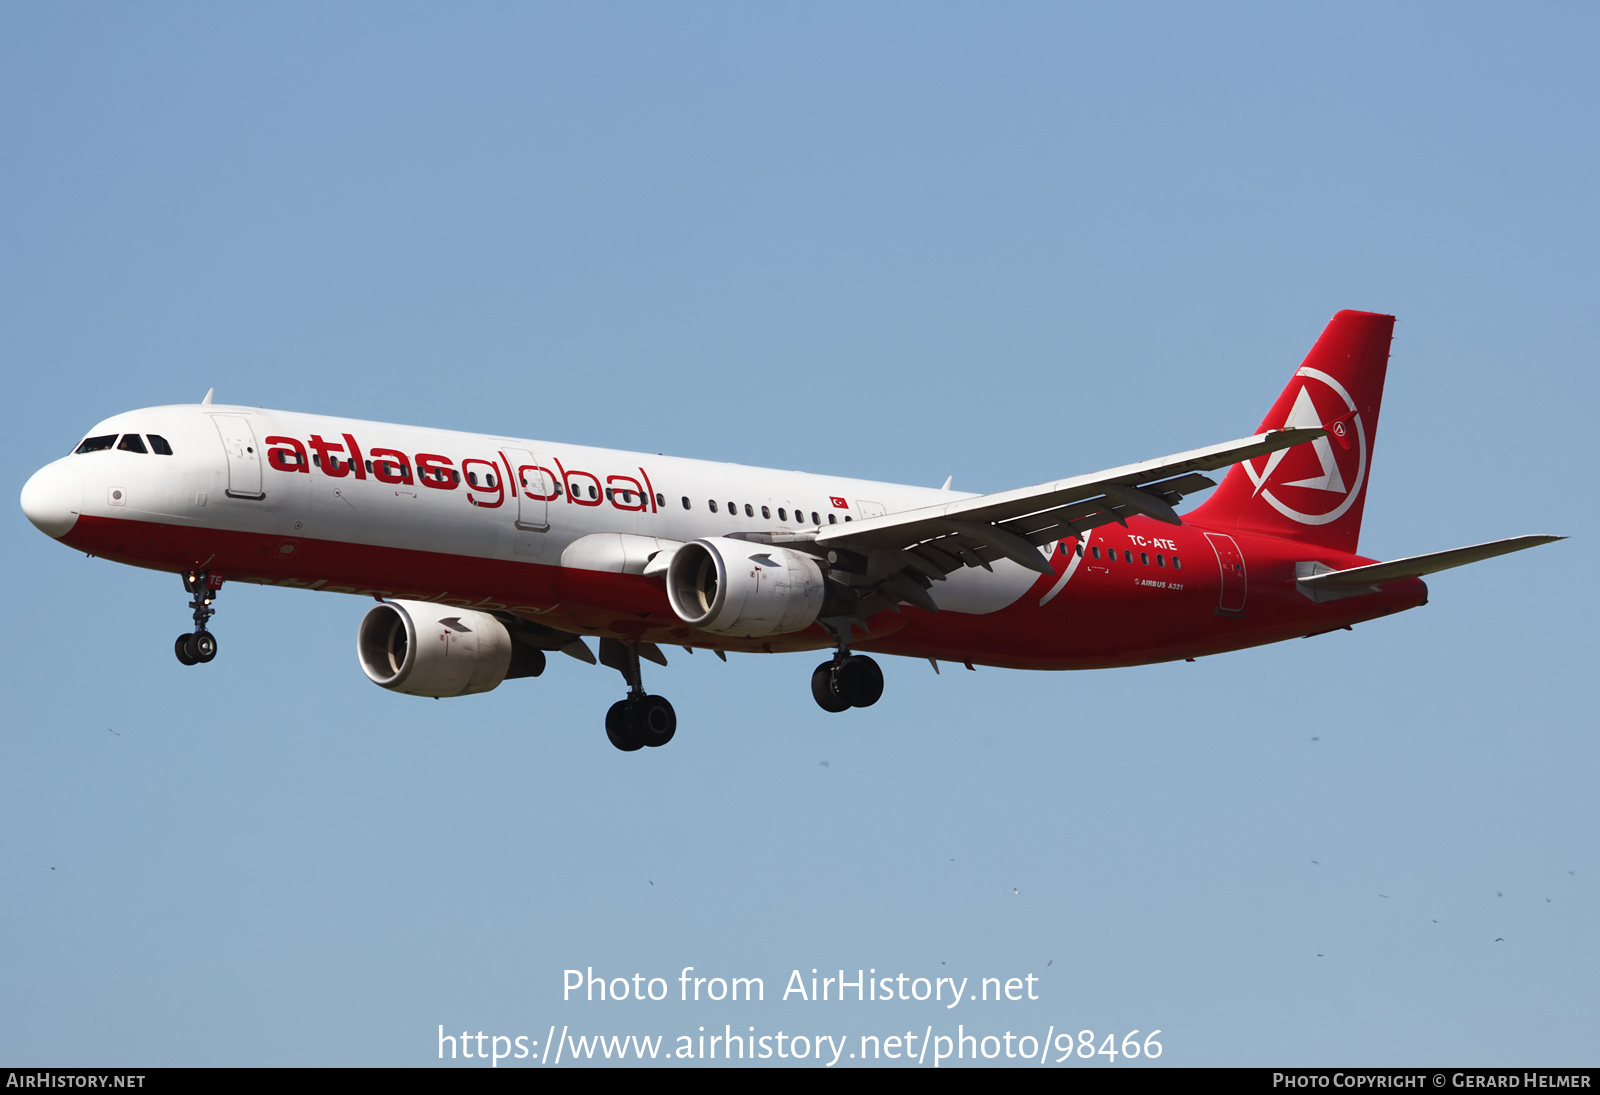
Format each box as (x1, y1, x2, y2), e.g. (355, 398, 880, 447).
(830, 496, 849, 509)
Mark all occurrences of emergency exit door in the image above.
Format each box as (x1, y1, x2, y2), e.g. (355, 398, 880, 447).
(1203, 531, 1247, 615)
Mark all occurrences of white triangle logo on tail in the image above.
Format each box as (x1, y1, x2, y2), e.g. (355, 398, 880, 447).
(1239, 367, 1368, 527)
(1280, 387, 1347, 492)
(1252, 386, 1346, 494)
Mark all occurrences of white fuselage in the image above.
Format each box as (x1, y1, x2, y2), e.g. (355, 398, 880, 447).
(39, 403, 1040, 619)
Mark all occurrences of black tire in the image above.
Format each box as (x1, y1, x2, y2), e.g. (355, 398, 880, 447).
(174, 634, 198, 666)
(631, 695, 677, 747)
(811, 661, 850, 713)
(190, 630, 218, 663)
(837, 654, 883, 707)
(605, 700, 642, 751)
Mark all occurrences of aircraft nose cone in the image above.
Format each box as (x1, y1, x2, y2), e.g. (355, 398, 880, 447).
(20, 462, 83, 539)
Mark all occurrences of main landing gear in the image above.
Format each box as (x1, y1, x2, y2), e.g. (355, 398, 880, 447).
(173, 571, 220, 666)
(598, 638, 676, 751)
(811, 652, 884, 712)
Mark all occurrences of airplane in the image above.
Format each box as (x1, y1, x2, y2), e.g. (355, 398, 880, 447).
(19, 310, 1560, 751)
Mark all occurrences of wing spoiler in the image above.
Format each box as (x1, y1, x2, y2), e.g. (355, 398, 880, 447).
(815, 427, 1326, 576)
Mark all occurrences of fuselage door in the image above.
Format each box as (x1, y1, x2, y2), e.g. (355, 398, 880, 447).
(211, 415, 264, 499)
(1203, 531, 1247, 615)
(502, 448, 551, 531)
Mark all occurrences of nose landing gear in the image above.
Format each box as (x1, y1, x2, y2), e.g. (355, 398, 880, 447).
(173, 571, 220, 666)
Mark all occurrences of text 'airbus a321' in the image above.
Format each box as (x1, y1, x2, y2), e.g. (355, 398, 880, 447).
(20, 310, 1560, 751)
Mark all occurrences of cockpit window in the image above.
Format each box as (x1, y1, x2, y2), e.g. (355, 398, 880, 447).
(148, 435, 173, 455)
(75, 434, 117, 454)
(117, 434, 148, 453)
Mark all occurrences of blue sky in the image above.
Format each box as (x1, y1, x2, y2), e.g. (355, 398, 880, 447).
(2, 3, 1594, 1067)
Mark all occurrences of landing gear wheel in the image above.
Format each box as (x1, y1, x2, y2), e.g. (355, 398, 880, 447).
(605, 700, 643, 752)
(189, 630, 218, 663)
(836, 655, 883, 708)
(597, 641, 677, 751)
(630, 695, 677, 747)
(177, 572, 221, 664)
(811, 661, 851, 713)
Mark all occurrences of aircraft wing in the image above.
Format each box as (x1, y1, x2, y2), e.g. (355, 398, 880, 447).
(801, 428, 1323, 613)
(1297, 535, 1564, 594)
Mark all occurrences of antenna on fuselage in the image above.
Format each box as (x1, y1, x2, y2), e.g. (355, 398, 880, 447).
(201, 388, 214, 405)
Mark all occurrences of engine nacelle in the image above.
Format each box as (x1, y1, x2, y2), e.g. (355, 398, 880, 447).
(357, 600, 543, 698)
(666, 537, 854, 637)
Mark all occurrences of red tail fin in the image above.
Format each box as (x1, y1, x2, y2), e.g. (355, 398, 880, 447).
(1186, 310, 1394, 554)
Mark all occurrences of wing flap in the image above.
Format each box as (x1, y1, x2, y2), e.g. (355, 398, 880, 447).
(798, 428, 1326, 611)
(738, 429, 1322, 615)
(815, 428, 1321, 556)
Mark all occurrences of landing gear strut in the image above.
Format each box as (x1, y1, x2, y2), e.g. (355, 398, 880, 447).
(173, 571, 220, 666)
(599, 638, 676, 751)
(811, 625, 884, 711)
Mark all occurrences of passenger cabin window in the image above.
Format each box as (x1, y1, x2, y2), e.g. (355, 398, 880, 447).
(1156, 554, 1165, 567)
(1173, 556, 1182, 570)
(811, 511, 820, 525)
(761, 505, 770, 519)
(682, 496, 691, 510)
(727, 501, 736, 515)
(1076, 543, 1084, 557)
(828, 513, 837, 524)
(1140, 552, 1149, 565)
(778, 508, 787, 521)
(744, 503, 754, 517)
(117, 434, 148, 453)
(709, 500, 718, 513)
(1091, 546, 1101, 559)
(148, 435, 173, 455)
(75, 435, 116, 454)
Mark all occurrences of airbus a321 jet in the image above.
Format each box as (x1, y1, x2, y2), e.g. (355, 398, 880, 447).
(20, 311, 1559, 751)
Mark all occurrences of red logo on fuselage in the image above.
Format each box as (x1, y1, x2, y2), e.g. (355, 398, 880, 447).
(263, 432, 658, 514)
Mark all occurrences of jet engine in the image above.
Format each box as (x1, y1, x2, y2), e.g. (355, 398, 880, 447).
(666, 537, 856, 637)
(357, 599, 545, 698)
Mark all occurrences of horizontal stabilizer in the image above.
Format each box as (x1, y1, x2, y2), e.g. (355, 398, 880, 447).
(1298, 535, 1564, 593)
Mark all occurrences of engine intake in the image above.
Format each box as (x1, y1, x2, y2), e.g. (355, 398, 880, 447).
(666, 537, 855, 637)
(357, 600, 543, 697)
